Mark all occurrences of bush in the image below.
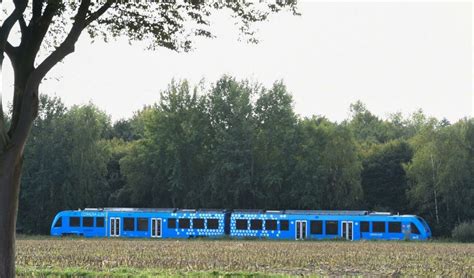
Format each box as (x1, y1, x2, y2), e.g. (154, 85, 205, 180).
(452, 221, 474, 242)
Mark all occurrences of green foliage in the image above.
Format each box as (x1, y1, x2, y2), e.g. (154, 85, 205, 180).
(361, 140, 413, 212)
(206, 77, 257, 208)
(291, 117, 362, 209)
(253, 81, 298, 208)
(19, 97, 113, 233)
(19, 95, 67, 234)
(16, 79, 473, 238)
(405, 119, 474, 235)
(103, 138, 132, 207)
(37, 1, 299, 53)
(120, 81, 212, 207)
(451, 221, 474, 242)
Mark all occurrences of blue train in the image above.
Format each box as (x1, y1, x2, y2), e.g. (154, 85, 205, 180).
(50, 208, 432, 240)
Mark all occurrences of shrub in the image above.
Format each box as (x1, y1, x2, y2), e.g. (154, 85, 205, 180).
(452, 221, 474, 242)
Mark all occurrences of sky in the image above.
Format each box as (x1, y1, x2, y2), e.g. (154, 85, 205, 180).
(2, 1, 472, 123)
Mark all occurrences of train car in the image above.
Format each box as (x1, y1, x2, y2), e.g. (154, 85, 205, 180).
(229, 210, 431, 240)
(50, 208, 228, 238)
(51, 208, 431, 240)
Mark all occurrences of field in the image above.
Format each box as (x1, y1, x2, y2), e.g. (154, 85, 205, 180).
(16, 237, 474, 277)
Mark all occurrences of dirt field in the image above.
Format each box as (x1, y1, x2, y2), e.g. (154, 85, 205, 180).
(16, 237, 474, 277)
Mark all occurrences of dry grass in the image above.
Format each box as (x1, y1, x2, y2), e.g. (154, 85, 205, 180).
(16, 237, 474, 276)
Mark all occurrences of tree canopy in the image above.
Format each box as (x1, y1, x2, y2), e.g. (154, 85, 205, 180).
(17, 77, 474, 238)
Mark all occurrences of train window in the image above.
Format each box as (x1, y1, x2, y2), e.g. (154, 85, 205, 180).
(310, 220, 323, 235)
(179, 218, 191, 229)
(410, 223, 420, 235)
(388, 222, 401, 233)
(250, 219, 263, 230)
(361, 221, 369, 232)
(96, 217, 104, 227)
(372, 221, 385, 233)
(124, 217, 135, 231)
(280, 220, 289, 231)
(325, 221, 338, 235)
(207, 219, 219, 229)
(83, 217, 94, 227)
(236, 219, 248, 230)
(70, 217, 80, 227)
(168, 218, 177, 229)
(138, 218, 148, 231)
(265, 220, 277, 231)
(193, 218, 205, 229)
(54, 217, 62, 228)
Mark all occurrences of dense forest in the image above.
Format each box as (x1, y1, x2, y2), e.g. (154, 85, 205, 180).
(12, 76, 473, 237)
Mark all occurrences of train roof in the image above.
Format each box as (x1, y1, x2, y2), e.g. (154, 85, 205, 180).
(77, 208, 228, 213)
(231, 209, 373, 215)
(69, 208, 410, 217)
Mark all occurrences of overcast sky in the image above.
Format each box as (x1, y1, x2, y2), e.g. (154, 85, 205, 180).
(2, 2, 472, 122)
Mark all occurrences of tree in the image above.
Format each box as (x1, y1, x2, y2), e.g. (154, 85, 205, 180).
(361, 140, 413, 212)
(291, 117, 362, 209)
(121, 80, 212, 208)
(405, 119, 474, 236)
(348, 101, 405, 146)
(18, 95, 66, 234)
(253, 81, 298, 208)
(104, 138, 132, 207)
(59, 104, 111, 209)
(19, 102, 111, 234)
(206, 76, 257, 208)
(0, 1, 298, 275)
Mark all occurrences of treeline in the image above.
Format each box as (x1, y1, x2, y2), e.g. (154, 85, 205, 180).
(15, 76, 473, 237)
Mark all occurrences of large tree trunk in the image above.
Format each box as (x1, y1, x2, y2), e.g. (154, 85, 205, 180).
(0, 78, 38, 277)
(0, 148, 24, 278)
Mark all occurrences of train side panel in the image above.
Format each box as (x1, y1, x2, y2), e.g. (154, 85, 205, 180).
(229, 213, 431, 241)
(51, 209, 431, 240)
(51, 209, 227, 239)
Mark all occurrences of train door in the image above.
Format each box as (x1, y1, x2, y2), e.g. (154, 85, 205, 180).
(151, 218, 162, 238)
(110, 217, 120, 237)
(295, 220, 307, 240)
(342, 221, 353, 240)
(224, 211, 231, 235)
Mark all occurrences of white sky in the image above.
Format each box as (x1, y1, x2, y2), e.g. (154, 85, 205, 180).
(2, 1, 473, 122)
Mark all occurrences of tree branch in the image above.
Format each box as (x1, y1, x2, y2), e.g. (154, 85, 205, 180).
(4, 42, 18, 64)
(34, 0, 92, 82)
(9, 0, 93, 148)
(8, 1, 61, 142)
(18, 15, 27, 35)
(0, 0, 27, 66)
(0, 1, 28, 152)
(31, 0, 45, 25)
(13, 0, 28, 35)
(85, 0, 114, 27)
(24, 0, 62, 67)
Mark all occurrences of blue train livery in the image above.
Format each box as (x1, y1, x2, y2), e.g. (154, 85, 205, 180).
(51, 208, 431, 240)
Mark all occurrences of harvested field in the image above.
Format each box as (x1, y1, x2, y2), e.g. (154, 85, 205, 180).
(16, 237, 474, 277)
